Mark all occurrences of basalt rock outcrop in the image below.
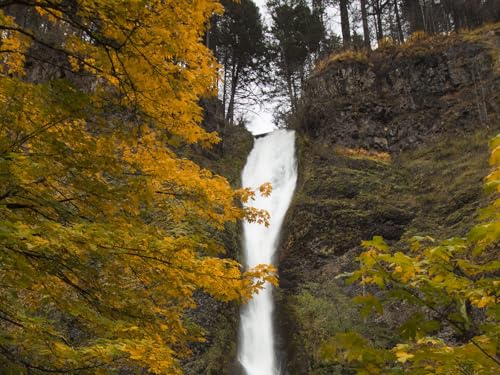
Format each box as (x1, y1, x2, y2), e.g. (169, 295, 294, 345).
(298, 29, 499, 152)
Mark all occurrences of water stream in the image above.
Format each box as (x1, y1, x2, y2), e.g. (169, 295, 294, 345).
(238, 130, 298, 375)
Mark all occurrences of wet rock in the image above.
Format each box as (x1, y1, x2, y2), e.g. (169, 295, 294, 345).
(373, 136, 389, 149)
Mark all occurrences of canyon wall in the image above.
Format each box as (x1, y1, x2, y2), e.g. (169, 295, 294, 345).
(278, 25, 500, 375)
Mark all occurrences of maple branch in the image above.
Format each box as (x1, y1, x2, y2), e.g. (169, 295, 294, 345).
(0, 25, 105, 75)
(0, 310, 24, 328)
(5, 202, 34, 209)
(373, 259, 499, 366)
(470, 338, 500, 367)
(0, 189, 15, 201)
(10, 117, 69, 151)
(0, 343, 115, 373)
(106, 247, 248, 282)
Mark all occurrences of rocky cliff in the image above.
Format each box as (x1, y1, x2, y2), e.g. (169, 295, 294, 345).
(278, 25, 500, 374)
(298, 27, 499, 152)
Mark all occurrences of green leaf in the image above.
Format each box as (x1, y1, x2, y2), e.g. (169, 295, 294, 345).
(398, 313, 440, 340)
(489, 134, 500, 149)
(353, 294, 383, 318)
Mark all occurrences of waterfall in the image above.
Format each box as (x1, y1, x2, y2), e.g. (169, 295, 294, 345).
(238, 130, 298, 375)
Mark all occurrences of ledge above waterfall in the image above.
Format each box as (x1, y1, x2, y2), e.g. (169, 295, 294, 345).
(254, 131, 274, 139)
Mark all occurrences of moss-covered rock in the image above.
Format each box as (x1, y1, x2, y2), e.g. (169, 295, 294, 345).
(295, 24, 500, 153)
(278, 129, 496, 374)
(278, 26, 500, 375)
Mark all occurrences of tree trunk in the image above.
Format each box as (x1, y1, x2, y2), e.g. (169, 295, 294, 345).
(226, 62, 240, 125)
(388, 5, 396, 40)
(291, 76, 299, 113)
(441, 3, 452, 33)
(375, 0, 384, 41)
(419, 0, 427, 32)
(221, 54, 228, 118)
(394, 0, 404, 42)
(360, 0, 371, 50)
(279, 42, 297, 113)
(339, 0, 351, 47)
(286, 72, 296, 113)
(284, 63, 296, 113)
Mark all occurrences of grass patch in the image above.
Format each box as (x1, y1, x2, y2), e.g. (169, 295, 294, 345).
(313, 50, 369, 75)
(333, 146, 391, 164)
(313, 22, 500, 76)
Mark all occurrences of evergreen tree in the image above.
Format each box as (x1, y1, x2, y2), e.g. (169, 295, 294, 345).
(211, 0, 268, 124)
(267, 0, 324, 112)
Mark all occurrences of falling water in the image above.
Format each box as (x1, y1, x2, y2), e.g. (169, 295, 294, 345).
(238, 130, 298, 375)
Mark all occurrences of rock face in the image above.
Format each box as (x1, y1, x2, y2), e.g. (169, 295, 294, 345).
(298, 32, 500, 152)
(278, 28, 500, 374)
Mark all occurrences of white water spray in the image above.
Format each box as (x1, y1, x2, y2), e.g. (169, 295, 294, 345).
(238, 130, 298, 375)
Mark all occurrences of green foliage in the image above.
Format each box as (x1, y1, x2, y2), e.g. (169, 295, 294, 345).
(320, 332, 395, 375)
(287, 281, 395, 374)
(327, 136, 500, 374)
(352, 295, 383, 319)
(290, 283, 357, 360)
(268, 0, 324, 68)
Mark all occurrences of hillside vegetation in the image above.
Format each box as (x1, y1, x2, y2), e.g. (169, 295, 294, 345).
(279, 25, 500, 374)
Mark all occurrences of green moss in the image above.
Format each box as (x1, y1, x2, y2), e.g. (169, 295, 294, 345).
(395, 130, 490, 240)
(301, 129, 491, 246)
(183, 312, 238, 375)
(282, 128, 496, 373)
(285, 280, 396, 374)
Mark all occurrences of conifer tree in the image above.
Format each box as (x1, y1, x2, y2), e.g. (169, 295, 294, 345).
(267, 0, 324, 112)
(211, 0, 268, 124)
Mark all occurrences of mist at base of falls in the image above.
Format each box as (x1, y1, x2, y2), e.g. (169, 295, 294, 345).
(238, 130, 298, 375)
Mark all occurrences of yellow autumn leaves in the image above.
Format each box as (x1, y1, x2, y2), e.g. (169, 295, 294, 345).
(0, 0, 275, 373)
